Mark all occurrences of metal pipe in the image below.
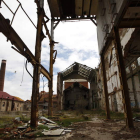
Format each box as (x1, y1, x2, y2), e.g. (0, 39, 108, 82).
(2, 0, 14, 14)
(11, 3, 21, 25)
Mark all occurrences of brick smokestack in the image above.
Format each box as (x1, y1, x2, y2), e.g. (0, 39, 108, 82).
(0, 60, 6, 91)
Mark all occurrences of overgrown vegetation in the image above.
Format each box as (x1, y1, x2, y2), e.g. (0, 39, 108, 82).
(20, 115, 30, 123)
(56, 117, 87, 127)
(37, 125, 49, 130)
(0, 116, 15, 128)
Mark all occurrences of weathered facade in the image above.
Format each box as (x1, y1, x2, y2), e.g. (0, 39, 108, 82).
(96, 0, 140, 127)
(57, 62, 98, 110)
(97, 27, 140, 112)
(63, 82, 89, 110)
(0, 91, 24, 111)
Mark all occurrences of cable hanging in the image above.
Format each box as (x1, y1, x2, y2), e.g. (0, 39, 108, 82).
(2, 0, 37, 28)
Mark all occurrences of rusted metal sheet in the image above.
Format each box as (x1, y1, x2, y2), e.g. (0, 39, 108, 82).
(0, 13, 51, 81)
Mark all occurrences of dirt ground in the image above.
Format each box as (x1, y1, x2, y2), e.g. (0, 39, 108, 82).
(34, 117, 140, 140)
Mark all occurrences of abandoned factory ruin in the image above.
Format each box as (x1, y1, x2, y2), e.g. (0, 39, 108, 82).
(0, 0, 140, 133)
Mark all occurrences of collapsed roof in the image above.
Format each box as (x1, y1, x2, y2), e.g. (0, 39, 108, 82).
(60, 62, 96, 82)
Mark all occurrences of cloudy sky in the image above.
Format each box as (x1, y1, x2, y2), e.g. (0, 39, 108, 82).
(0, 0, 99, 100)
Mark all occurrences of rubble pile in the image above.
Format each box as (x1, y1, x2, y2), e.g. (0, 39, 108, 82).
(0, 116, 72, 139)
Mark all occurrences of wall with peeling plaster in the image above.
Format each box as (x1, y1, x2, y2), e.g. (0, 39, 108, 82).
(98, 28, 140, 112)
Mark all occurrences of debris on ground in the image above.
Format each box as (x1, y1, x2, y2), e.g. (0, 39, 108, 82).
(0, 116, 73, 139)
(39, 116, 56, 124)
(133, 116, 140, 122)
(1, 111, 140, 140)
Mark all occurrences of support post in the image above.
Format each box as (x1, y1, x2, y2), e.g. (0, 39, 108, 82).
(48, 19, 54, 117)
(129, 64, 138, 108)
(31, 7, 44, 127)
(89, 82, 93, 109)
(114, 27, 134, 128)
(101, 55, 110, 119)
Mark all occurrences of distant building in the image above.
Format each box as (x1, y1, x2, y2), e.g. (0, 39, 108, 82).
(38, 91, 58, 111)
(24, 100, 31, 111)
(38, 91, 49, 110)
(0, 60, 24, 111)
(0, 91, 24, 111)
(57, 62, 98, 110)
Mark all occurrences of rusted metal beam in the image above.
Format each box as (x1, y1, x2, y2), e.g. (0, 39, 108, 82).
(52, 17, 96, 21)
(114, 27, 134, 129)
(91, 18, 97, 26)
(119, 19, 140, 28)
(53, 21, 60, 30)
(101, 55, 110, 120)
(43, 19, 52, 41)
(89, 0, 92, 17)
(0, 0, 2, 8)
(31, 5, 44, 127)
(0, 13, 51, 81)
(48, 19, 54, 117)
(82, 0, 84, 17)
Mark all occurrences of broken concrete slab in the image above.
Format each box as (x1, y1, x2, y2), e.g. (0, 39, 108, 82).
(39, 116, 56, 124)
(42, 129, 64, 136)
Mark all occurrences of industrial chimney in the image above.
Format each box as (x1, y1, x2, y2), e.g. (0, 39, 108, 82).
(0, 60, 6, 91)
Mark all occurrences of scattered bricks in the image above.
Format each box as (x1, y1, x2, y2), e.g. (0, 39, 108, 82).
(20, 127, 31, 136)
(5, 128, 11, 132)
(13, 131, 18, 135)
(28, 134, 34, 138)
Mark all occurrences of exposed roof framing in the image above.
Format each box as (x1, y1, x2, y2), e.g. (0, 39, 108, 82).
(60, 62, 96, 82)
(119, 1, 140, 28)
(47, 0, 98, 21)
(124, 28, 140, 67)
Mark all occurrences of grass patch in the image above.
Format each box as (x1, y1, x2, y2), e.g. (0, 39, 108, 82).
(56, 117, 87, 127)
(20, 116, 30, 123)
(37, 125, 49, 130)
(0, 116, 15, 128)
(110, 111, 124, 119)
